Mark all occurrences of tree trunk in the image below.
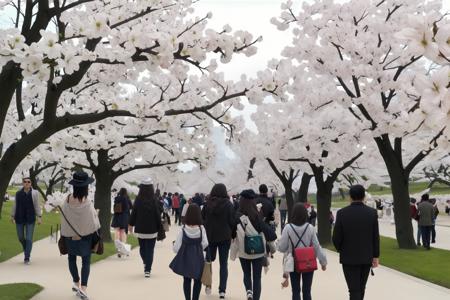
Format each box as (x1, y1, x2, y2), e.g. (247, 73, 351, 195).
(285, 185, 294, 221)
(93, 174, 113, 242)
(376, 139, 416, 249)
(298, 173, 312, 203)
(316, 182, 333, 245)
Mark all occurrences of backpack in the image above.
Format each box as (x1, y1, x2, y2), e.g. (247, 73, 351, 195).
(288, 224, 317, 273)
(240, 220, 265, 255)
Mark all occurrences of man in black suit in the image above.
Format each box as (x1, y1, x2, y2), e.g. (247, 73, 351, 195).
(332, 185, 380, 300)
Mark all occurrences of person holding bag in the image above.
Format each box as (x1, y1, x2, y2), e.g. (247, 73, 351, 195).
(60, 171, 100, 300)
(129, 179, 162, 278)
(278, 203, 327, 300)
(231, 189, 277, 300)
(171, 204, 209, 300)
(111, 188, 132, 257)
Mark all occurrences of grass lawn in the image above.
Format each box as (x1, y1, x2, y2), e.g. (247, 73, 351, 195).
(0, 201, 61, 263)
(327, 236, 450, 289)
(368, 182, 450, 196)
(0, 283, 43, 300)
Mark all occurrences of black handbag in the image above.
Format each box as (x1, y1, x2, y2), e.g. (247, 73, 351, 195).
(91, 230, 104, 255)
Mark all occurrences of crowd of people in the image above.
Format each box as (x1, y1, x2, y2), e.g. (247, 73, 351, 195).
(20, 171, 450, 300)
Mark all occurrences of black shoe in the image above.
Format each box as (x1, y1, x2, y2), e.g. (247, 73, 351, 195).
(431, 240, 436, 244)
(417, 242, 421, 246)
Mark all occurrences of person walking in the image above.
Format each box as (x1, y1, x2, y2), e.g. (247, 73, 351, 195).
(60, 171, 100, 300)
(278, 197, 288, 232)
(410, 198, 422, 246)
(10, 176, 42, 265)
(308, 206, 317, 227)
(256, 184, 275, 227)
(129, 179, 162, 277)
(173, 192, 181, 226)
(417, 194, 434, 250)
(202, 183, 236, 298)
(231, 189, 277, 300)
(171, 204, 209, 300)
(431, 198, 439, 244)
(111, 188, 132, 257)
(278, 203, 327, 300)
(332, 184, 380, 300)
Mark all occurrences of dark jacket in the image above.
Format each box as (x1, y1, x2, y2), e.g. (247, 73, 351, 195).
(202, 197, 236, 243)
(111, 196, 132, 229)
(332, 202, 380, 265)
(256, 195, 275, 223)
(234, 212, 277, 242)
(13, 189, 40, 224)
(418, 201, 434, 226)
(192, 195, 204, 207)
(129, 198, 162, 234)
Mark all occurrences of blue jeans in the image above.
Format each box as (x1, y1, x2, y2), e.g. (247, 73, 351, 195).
(290, 271, 314, 300)
(16, 223, 35, 261)
(239, 257, 263, 300)
(138, 238, 156, 272)
(416, 224, 422, 244)
(68, 254, 91, 286)
(206, 240, 231, 293)
(183, 277, 202, 300)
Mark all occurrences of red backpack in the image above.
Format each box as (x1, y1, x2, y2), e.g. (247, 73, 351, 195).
(289, 224, 317, 273)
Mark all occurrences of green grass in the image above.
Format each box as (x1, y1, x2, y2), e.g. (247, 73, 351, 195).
(0, 283, 43, 300)
(327, 236, 450, 289)
(0, 201, 61, 263)
(367, 181, 450, 196)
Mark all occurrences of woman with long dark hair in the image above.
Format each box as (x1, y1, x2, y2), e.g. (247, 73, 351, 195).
(60, 171, 100, 300)
(278, 203, 327, 300)
(231, 189, 277, 300)
(111, 188, 133, 256)
(202, 183, 236, 298)
(129, 179, 162, 278)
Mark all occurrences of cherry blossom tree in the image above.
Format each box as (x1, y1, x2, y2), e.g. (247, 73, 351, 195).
(271, 0, 448, 248)
(0, 0, 262, 215)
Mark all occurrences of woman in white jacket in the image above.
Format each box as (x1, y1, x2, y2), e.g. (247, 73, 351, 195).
(278, 203, 327, 300)
(231, 189, 277, 300)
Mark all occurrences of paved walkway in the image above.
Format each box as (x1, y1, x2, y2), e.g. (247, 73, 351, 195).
(0, 227, 449, 300)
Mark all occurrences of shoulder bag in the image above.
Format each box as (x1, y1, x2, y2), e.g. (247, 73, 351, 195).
(289, 224, 317, 273)
(240, 220, 265, 255)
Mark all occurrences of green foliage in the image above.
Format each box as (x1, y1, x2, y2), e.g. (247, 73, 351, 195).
(0, 202, 61, 263)
(0, 283, 43, 300)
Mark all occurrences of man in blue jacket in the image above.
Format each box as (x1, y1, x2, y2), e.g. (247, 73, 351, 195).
(10, 177, 42, 264)
(332, 185, 380, 300)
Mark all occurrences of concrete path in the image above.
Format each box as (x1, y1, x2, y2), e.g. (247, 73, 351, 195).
(0, 226, 449, 300)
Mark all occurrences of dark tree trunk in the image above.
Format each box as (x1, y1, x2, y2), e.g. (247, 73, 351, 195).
(92, 150, 114, 242)
(376, 137, 416, 249)
(316, 181, 333, 245)
(285, 185, 294, 221)
(298, 173, 312, 203)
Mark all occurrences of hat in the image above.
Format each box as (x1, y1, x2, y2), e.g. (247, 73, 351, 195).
(240, 189, 257, 199)
(139, 178, 153, 187)
(68, 171, 94, 187)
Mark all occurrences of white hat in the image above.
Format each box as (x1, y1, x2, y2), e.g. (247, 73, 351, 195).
(139, 178, 153, 187)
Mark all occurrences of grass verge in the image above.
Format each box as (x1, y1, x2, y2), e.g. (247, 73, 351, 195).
(326, 236, 450, 289)
(0, 283, 43, 300)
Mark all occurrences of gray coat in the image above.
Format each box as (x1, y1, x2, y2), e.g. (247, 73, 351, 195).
(418, 201, 434, 226)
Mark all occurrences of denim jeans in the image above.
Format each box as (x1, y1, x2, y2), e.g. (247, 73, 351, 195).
(239, 257, 263, 300)
(206, 240, 231, 293)
(280, 210, 287, 232)
(138, 238, 156, 272)
(16, 223, 35, 261)
(420, 226, 432, 248)
(290, 271, 314, 300)
(174, 208, 181, 225)
(416, 224, 422, 244)
(183, 277, 202, 300)
(68, 254, 91, 286)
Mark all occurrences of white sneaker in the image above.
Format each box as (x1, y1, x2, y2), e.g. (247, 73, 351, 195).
(219, 292, 226, 299)
(144, 271, 151, 278)
(205, 286, 212, 295)
(246, 290, 253, 300)
(71, 283, 80, 293)
(77, 289, 89, 300)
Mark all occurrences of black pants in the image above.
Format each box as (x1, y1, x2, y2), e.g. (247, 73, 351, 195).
(431, 225, 436, 243)
(138, 238, 156, 272)
(206, 240, 231, 293)
(342, 265, 371, 300)
(174, 208, 181, 225)
(290, 271, 314, 300)
(68, 254, 91, 286)
(239, 257, 263, 300)
(183, 277, 201, 300)
(420, 225, 432, 248)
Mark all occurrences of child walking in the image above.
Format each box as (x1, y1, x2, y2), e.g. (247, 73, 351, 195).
(171, 204, 209, 300)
